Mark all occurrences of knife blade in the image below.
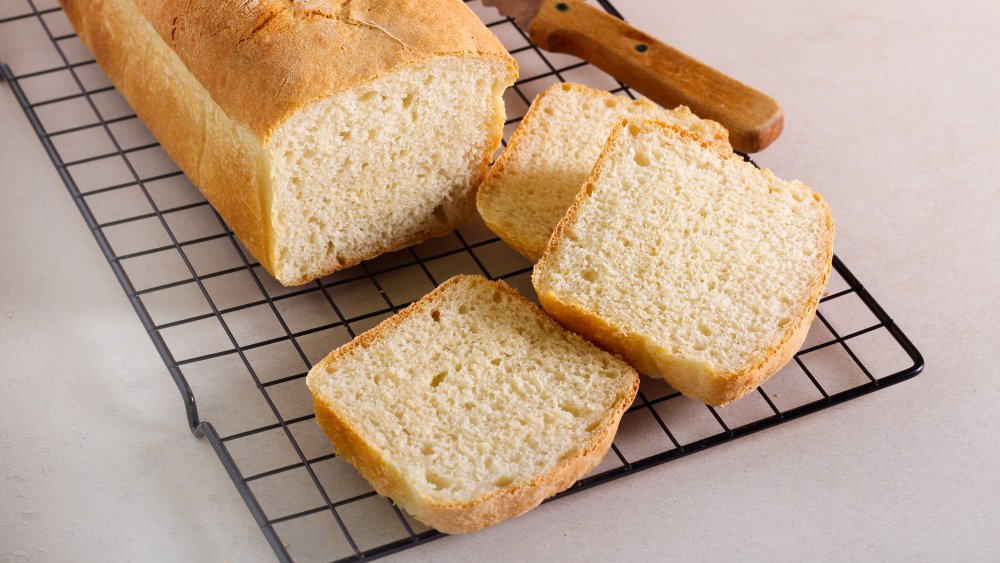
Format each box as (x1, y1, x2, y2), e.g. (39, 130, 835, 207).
(482, 0, 783, 153)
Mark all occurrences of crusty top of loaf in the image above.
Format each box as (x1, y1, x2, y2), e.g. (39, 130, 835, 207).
(133, 0, 517, 141)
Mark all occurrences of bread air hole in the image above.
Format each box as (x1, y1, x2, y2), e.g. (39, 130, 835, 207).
(425, 470, 452, 490)
(494, 476, 514, 488)
(559, 449, 577, 462)
(430, 309, 440, 322)
(634, 152, 651, 167)
(559, 401, 584, 418)
(430, 371, 447, 388)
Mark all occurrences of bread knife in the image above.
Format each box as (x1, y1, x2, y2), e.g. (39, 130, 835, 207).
(482, 0, 783, 153)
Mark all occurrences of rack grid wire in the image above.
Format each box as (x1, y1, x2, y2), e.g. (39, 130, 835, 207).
(1, 1, 924, 561)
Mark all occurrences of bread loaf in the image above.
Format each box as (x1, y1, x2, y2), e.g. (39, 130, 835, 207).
(477, 83, 729, 261)
(60, 0, 517, 285)
(306, 275, 639, 533)
(533, 120, 834, 407)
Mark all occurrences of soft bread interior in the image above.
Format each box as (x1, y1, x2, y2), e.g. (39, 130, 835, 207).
(268, 57, 509, 284)
(308, 277, 636, 510)
(535, 121, 832, 378)
(478, 83, 730, 261)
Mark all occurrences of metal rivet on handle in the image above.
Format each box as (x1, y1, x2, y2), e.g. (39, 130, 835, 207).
(635, 43, 649, 52)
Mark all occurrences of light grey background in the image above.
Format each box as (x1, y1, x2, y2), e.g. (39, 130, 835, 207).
(2, 0, 998, 561)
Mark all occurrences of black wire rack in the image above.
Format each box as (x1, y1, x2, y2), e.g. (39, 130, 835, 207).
(0, 0, 924, 561)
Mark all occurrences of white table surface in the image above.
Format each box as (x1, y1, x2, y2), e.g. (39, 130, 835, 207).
(2, 0, 998, 561)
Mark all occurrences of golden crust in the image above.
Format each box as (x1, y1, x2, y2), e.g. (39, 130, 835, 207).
(307, 275, 639, 533)
(62, 0, 276, 272)
(477, 82, 729, 262)
(533, 119, 835, 407)
(132, 0, 516, 141)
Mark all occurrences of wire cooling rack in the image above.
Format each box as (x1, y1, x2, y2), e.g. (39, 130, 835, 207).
(1, 0, 924, 560)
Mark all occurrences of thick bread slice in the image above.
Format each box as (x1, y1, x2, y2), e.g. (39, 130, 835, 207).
(61, 0, 517, 286)
(533, 120, 834, 407)
(477, 83, 730, 261)
(306, 275, 638, 533)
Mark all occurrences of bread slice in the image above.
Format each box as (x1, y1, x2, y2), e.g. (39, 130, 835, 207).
(477, 83, 730, 261)
(62, 0, 517, 286)
(306, 275, 639, 533)
(533, 120, 834, 407)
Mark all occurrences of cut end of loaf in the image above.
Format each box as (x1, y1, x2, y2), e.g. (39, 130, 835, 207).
(267, 57, 513, 285)
(306, 275, 638, 533)
(477, 82, 730, 262)
(534, 119, 834, 406)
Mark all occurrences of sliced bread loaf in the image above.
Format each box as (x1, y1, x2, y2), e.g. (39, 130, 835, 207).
(477, 82, 730, 261)
(532, 120, 834, 407)
(306, 275, 639, 533)
(63, 0, 517, 286)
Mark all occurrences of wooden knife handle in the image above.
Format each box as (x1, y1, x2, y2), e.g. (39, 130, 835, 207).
(528, 0, 783, 153)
